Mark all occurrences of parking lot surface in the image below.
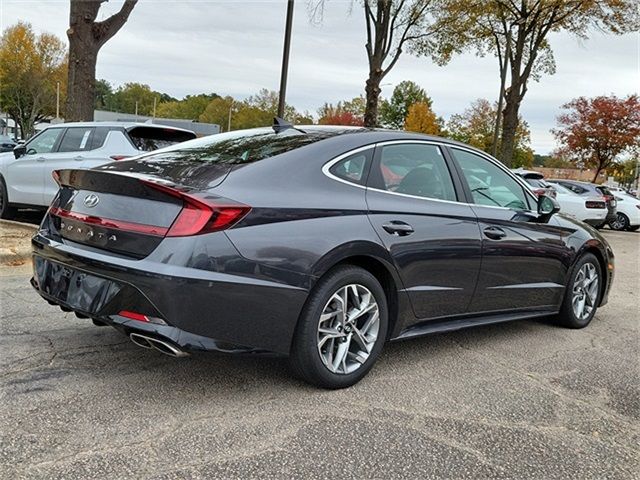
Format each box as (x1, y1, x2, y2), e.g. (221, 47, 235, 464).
(1, 230, 638, 479)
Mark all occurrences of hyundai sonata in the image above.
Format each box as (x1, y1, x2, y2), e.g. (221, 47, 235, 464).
(31, 122, 614, 388)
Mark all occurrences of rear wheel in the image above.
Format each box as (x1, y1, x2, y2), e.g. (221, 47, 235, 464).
(0, 177, 16, 220)
(289, 265, 388, 389)
(555, 253, 602, 329)
(609, 212, 629, 231)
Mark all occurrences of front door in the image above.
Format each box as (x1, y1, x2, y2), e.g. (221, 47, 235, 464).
(7, 127, 65, 206)
(366, 142, 482, 323)
(448, 147, 570, 313)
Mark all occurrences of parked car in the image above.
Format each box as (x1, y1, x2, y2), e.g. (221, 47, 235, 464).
(0, 134, 16, 153)
(549, 179, 617, 228)
(31, 124, 614, 388)
(608, 193, 640, 231)
(546, 182, 608, 227)
(0, 122, 196, 218)
(512, 169, 556, 198)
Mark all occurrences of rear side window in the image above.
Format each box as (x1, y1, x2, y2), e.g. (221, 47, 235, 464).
(91, 127, 111, 149)
(561, 182, 587, 194)
(127, 126, 197, 152)
(596, 186, 612, 197)
(58, 127, 95, 152)
(374, 144, 456, 201)
(329, 151, 371, 185)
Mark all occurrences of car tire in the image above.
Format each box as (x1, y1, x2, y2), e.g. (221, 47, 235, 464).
(0, 176, 16, 220)
(609, 212, 630, 231)
(555, 253, 602, 329)
(289, 265, 388, 389)
(593, 223, 606, 230)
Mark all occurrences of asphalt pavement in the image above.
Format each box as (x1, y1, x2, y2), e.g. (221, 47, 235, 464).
(0, 231, 638, 479)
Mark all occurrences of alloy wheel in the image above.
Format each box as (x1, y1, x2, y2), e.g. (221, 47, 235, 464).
(572, 263, 599, 320)
(317, 284, 380, 375)
(609, 213, 628, 231)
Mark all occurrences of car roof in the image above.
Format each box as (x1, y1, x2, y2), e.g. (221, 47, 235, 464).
(40, 121, 195, 134)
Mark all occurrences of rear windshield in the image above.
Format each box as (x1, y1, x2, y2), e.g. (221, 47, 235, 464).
(128, 126, 197, 152)
(596, 186, 613, 196)
(137, 127, 339, 164)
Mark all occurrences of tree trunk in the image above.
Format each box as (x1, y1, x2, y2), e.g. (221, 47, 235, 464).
(66, 43, 98, 122)
(591, 169, 602, 183)
(65, 0, 137, 122)
(499, 87, 521, 167)
(364, 71, 382, 127)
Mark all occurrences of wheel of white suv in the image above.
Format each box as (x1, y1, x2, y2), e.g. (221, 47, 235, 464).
(609, 212, 630, 231)
(289, 265, 388, 389)
(0, 176, 16, 220)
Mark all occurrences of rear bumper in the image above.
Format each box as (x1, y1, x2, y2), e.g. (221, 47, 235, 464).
(31, 233, 310, 355)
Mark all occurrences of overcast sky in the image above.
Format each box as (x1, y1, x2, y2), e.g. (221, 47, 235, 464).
(1, 0, 638, 153)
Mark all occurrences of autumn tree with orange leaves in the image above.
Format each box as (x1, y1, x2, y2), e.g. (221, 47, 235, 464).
(552, 95, 640, 182)
(404, 102, 440, 135)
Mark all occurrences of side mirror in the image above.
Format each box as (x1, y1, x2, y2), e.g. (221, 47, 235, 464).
(13, 144, 26, 159)
(537, 194, 560, 222)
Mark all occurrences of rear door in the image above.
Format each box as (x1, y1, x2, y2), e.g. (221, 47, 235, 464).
(448, 147, 570, 313)
(43, 126, 96, 205)
(7, 127, 65, 206)
(366, 141, 482, 322)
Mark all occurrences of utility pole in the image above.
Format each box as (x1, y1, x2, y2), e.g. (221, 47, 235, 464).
(56, 82, 60, 119)
(277, 0, 294, 119)
(227, 101, 233, 132)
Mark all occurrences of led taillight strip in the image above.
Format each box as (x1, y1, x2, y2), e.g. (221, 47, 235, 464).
(49, 207, 168, 237)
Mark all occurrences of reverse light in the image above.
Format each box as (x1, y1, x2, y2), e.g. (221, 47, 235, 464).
(142, 180, 251, 237)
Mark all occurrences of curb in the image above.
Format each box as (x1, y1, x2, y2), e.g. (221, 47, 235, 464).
(0, 219, 37, 266)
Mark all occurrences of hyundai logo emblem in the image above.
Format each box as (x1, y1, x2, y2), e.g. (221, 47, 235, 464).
(83, 194, 100, 208)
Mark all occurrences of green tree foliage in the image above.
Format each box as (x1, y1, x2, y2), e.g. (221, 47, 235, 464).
(446, 99, 533, 167)
(108, 83, 176, 116)
(0, 22, 67, 137)
(94, 79, 113, 110)
(379, 81, 432, 129)
(427, 0, 639, 167)
(156, 93, 220, 120)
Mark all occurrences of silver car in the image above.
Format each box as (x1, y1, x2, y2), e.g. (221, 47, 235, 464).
(0, 122, 196, 218)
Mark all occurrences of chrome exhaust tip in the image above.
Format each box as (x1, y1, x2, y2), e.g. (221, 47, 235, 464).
(129, 333, 190, 358)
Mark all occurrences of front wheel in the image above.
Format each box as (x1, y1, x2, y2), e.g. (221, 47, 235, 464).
(0, 177, 16, 220)
(555, 253, 602, 329)
(289, 265, 388, 389)
(609, 212, 630, 231)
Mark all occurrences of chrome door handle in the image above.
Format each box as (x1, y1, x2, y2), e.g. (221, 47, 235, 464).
(382, 221, 414, 236)
(35, 157, 45, 163)
(73, 156, 84, 161)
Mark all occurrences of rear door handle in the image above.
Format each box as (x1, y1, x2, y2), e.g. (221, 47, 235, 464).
(382, 221, 414, 236)
(73, 156, 84, 161)
(35, 157, 45, 163)
(483, 226, 507, 240)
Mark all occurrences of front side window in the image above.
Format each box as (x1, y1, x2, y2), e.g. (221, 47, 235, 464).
(375, 144, 456, 201)
(451, 148, 530, 210)
(25, 128, 63, 155)
(58, 127, 95, 153)
(329, 151, 370, 185)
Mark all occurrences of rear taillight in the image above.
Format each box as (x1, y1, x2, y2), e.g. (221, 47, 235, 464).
(532, 188, 546, 197)
(142, 180, 250, 237)
(52, 170, 60, 185)
(585, 201, 606, 209)
(110, 155, 130, 161)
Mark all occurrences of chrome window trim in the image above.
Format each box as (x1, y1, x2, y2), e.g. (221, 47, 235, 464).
(321, 144, 375, 190)
(321, 139, 538, 213)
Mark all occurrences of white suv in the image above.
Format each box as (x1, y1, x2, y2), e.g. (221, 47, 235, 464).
(0, 122, 196, 218)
